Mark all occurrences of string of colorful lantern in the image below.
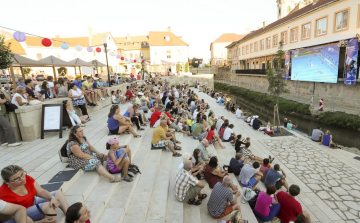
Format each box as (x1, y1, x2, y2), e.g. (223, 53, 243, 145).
(1, 25, 145, 63)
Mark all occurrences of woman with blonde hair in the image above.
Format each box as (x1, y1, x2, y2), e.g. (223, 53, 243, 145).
(11, 86, 28, 107)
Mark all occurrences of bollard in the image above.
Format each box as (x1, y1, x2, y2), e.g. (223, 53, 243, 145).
(319, 98, 324, 111)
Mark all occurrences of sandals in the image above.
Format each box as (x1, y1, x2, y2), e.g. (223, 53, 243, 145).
(175, 146, 182, 150)
(198, 194, 207, 201)
(137, 128, 145, 131)
(187, 198, 202, 205)
(123, 175, 133, 182)
(134, 135, 142, 138)
(109, 176, 121, 183)
(79, 124, 86, 127)
(173, 152, 182, 157)
(175, 141, 181, 144)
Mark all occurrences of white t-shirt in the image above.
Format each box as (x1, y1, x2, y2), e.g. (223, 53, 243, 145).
(174, 91, 179, 99)
(135, 97, 141, 105)
(111, 95, 118, 103)
(0, 199, 6, 212)
(11, 93, 28, 107)
(34, 85, 41, 97)
(223, 127, 233, 140)
(239, 164, 257, 185)
(250, 119, 254, 126)
(216, 119, 224, 132)
(193, 110, 199, 120)
(235, 109, 242, 118)
(48, 82, 54, 98)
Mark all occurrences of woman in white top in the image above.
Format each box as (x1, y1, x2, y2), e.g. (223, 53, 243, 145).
(68, 83, 88, 117)
(11, 87, 28, 107)
(63, 100, 88, 127)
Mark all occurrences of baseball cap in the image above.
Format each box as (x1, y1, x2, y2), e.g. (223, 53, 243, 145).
(107, 137, 119, 145)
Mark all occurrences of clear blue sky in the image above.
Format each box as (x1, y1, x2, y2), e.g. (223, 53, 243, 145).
(1, 0, 291, 62)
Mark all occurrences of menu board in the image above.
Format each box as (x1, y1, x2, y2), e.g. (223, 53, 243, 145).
(41, 104, 63, 139)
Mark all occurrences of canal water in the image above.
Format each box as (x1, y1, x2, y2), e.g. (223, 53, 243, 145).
(230, 94, 360, 149)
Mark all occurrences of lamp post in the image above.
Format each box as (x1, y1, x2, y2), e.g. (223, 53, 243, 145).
(103, 36, 111, 87)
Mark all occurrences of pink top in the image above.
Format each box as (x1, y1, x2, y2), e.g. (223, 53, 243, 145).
(254, 191, 275, 216)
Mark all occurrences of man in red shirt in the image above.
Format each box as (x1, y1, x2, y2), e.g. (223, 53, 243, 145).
(259, 158, 271, 182)
(276, 184, 311, 223)
(150, 105, 163, 127)
(125, 86, 134, 100)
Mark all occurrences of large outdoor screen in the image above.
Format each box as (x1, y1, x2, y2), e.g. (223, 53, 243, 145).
(291, 43, 340, 83)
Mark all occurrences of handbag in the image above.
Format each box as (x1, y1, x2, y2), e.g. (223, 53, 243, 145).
(4, 100, 18, 112)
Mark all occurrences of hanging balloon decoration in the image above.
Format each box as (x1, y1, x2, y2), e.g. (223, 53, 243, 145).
(121, 57, 124, 60)
(42, 38, 52, 47)
(61, 42, 69, 50)
(134, 59, 137, 63)
(13, 31, 26, 42)
(110, 51, 115, 56)
(87, 46, 93, 52)
(125, 58, 128, 62)
(75, 45, 82, 51)
(96, 47, 102, 53)
(116, 55, 120, 59)
(142, 59, 145, 63)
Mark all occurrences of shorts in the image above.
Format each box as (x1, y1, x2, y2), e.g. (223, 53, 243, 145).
(223, 136, 235, 142)
(169, 123, 181, 132)
(109, 127, 120, 135)
(152, 140, 169, 148)
(211, 205, 234, 219)
(241, 176, 257, 188)
(183, 185, 201, 203)
(4, 191, 56, 223)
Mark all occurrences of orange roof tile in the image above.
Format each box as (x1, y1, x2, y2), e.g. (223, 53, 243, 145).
(4, 39, 26, 55)
(149, 31, 188, 46)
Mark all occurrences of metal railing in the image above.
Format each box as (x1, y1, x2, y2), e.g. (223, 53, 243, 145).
(235, 69, 266, 75)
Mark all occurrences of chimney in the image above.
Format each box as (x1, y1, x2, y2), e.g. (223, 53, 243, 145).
(126, 34, 130, 41)
(246, 28, 250, 34)
(88, 27, 93, 46)
(167, 27, 171, 32)
(263, 21, 268, 28)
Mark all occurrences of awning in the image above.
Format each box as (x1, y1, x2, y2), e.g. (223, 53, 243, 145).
(67, 58, 94, 67)
(12, 54, 48, 67)
(92, 60, 106, 67)
(39, 55, 77, 66)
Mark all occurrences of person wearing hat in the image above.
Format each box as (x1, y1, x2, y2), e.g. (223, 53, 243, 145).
(106, 138, 133, 182)
(135, 92, 149, 113)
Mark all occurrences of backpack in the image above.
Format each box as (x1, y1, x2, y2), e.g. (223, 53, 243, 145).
(242, 187, 256, 202)
(59, 140, 69, 163)
(248, 189, 260, 209)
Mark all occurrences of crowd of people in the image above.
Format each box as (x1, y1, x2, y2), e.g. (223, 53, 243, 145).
(0, 78, 313, 223)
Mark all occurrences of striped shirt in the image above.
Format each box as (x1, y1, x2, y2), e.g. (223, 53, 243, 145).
(207, 182, 233, 217)
(242, 147, 252, 159)
(175, 168, 199, 202)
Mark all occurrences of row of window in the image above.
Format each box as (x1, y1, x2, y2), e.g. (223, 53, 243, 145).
(234, 6, 359, 57)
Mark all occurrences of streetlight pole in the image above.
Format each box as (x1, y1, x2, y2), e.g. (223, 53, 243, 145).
(103, 36, 111, 87)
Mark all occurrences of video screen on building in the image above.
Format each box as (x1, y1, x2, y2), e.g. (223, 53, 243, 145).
(291, 43, 340, 83)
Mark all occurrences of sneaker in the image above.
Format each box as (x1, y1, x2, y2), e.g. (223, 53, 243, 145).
(100, 98, 105, 101)
(8, 142, 21, 147)
(1, 142, 8, 146)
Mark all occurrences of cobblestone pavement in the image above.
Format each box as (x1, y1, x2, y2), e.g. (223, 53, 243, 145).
(262, 138, 360, 221)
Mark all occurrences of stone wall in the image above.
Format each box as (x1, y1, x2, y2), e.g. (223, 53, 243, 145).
(15, 82, 142, 141)
(218, 75, 360, 114)
(160, 74, 214, 89)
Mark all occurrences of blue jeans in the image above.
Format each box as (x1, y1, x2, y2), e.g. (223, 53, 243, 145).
(254, 203, 281, 221)
(193, 132, 207, 140)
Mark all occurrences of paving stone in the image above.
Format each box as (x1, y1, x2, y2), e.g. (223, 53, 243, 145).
(336, 201, 349, 211)
(325, 200, 337, 209)
(329, 180, 339, 187)
(344, 211, 357, 219)
(318, 191, 332, 199)
(344, 201, 360, 211)
(331, 192, 342, 201)
(322, 181, 331, 187)
(349, 209, 358, 217)
(341, 196, 355, 201)
(333, 187, 349, 196)
(308, 184, 323, 191)
(335, 210, 347, 220)
(349, 190, 360, 199)
(341, 184, 352, 191)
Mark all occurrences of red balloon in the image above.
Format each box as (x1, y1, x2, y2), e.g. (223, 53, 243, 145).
(121, 57, 124, 60)
(41, 38, 52, 47)
(96, 47, 101, 53)
(134, 59, 137, 63)
(142, 59, 145, 62)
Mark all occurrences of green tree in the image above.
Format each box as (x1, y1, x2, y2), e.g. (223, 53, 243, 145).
(266, 41, 289, 128)
(57, 67, 67, 76)
(23, 68, 32, 75)
(0, 36, 14, 70)
(185, 62, 189, 72)
(191, 57, 200, 68)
